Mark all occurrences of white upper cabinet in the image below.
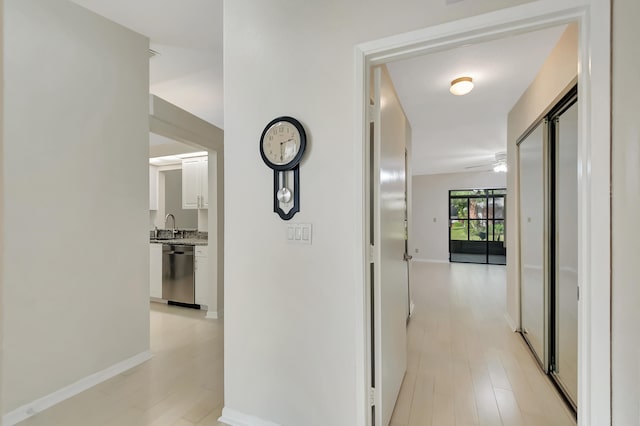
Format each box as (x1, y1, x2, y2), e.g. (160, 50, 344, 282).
(182, 155, 208, 209)
(149, 165, 159, 210)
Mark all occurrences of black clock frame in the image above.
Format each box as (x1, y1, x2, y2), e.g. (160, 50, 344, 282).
(259, 116, 307, 171)
(259, 116, 306, 220)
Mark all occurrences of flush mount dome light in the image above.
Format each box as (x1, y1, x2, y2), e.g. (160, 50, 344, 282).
(450, 76, 474, 96)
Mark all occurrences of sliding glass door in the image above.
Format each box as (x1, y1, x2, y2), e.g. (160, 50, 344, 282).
(449, 189, 506, 265)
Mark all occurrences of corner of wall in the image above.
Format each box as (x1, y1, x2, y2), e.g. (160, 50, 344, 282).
(0, 0, 4, 420)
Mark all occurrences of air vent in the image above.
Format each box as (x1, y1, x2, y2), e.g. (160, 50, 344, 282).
(148, 48, 160, 59)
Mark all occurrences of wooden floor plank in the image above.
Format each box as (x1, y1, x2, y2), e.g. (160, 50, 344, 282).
(17, 262, 575, 426)
(391, 262, 575, 426)
(17, 303, 223, 426)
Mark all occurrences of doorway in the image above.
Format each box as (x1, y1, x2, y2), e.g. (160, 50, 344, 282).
(356, 3, 611, 425)
(149, 95, 224, 320)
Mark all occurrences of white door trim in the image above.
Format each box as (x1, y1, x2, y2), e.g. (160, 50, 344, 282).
(353, 1, 610, 425)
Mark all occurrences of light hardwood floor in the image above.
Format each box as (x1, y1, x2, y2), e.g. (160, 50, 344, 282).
(390, 261, 576, 426)
(18, 303, 225, 426)
(18, 262, 574, 426)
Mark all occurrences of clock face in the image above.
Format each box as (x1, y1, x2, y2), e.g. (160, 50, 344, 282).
(260, 117, 306, 170)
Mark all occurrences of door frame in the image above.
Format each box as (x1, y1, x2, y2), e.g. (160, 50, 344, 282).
(353, 1, 610, 425)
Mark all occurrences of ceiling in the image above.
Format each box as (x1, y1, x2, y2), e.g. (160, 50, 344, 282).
(387, 25, 566, 175)
(70, 1, 565, 176)
(71, 0, 224, 129)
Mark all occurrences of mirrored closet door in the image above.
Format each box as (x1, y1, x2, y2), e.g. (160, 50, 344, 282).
(518, 121, 548, 368)
(518, 86, 578, 412)
(552, 94, 578, 408)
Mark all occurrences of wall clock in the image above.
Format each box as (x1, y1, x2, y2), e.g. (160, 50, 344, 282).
(259, 116, 307, 220)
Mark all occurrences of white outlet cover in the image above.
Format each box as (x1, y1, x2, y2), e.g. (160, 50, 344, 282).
(286, 223, 312, 245)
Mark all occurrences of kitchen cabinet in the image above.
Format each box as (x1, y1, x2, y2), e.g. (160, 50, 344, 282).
(149, 165, 159, 210)
(195, 246, 209, 306)
(150, 243, 162, 299)
(182, 156, 208, 209)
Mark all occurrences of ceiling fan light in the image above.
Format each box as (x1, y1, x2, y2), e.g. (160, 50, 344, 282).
(493, 163, 508, 173)
(450, 76, 474, 96)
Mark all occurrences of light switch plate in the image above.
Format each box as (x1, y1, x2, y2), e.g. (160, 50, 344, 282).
(287, 223, 312, 245)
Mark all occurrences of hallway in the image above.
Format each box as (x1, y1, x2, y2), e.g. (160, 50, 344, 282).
(390, 262, 575, 426)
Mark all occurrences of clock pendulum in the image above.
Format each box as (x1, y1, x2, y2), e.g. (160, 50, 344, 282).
(259, 116, 307, 220)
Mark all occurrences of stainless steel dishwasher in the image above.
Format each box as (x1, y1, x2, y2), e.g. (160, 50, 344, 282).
(162, 244, 197, 307)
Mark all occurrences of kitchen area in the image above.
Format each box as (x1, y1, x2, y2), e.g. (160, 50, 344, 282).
(149, 132, 212, 312)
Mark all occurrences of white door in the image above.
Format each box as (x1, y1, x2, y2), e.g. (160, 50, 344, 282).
(371, 65, 409, 426)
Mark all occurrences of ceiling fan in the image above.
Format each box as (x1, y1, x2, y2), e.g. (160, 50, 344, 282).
(464, 152, 507, 173)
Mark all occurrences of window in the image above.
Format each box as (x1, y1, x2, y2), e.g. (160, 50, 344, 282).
(448, 189, 507, 264)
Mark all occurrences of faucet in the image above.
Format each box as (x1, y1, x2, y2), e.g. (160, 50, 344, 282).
(164, 213, 177, 236)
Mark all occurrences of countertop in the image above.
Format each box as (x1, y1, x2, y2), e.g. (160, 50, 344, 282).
(150, 238, 208, 246)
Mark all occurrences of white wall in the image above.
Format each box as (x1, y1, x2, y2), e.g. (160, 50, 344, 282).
(223, 0, 534, 424)
(150, 167, 167, 230)
(611, 0, 640, 422)
(505, 24, 577, 328)
(0, 0, 4, 420)
(411, 171, 506, 262)
(198, 209, 208, 232)
(2, 0, 149, 415)
(163, 169, 198, 229)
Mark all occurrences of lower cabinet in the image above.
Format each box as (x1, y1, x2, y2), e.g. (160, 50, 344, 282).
(150, 243, 162, 299)
(195, 246, 209, 306)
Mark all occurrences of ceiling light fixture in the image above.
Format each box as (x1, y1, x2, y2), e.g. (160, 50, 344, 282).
(493, 163, 508, 173)
(450, 76, 474, 96)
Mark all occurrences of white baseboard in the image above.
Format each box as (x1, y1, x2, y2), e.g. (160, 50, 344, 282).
(219, 407, 282, 426)
(2, 351, 152, 426)
(413, 258, 449, 264)
(206, 309, 223, 320)
(504, 312, 518, 332)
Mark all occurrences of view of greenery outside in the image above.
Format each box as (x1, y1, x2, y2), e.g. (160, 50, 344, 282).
(449, 190, 506, 241)
(450, 220, 467, 240)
